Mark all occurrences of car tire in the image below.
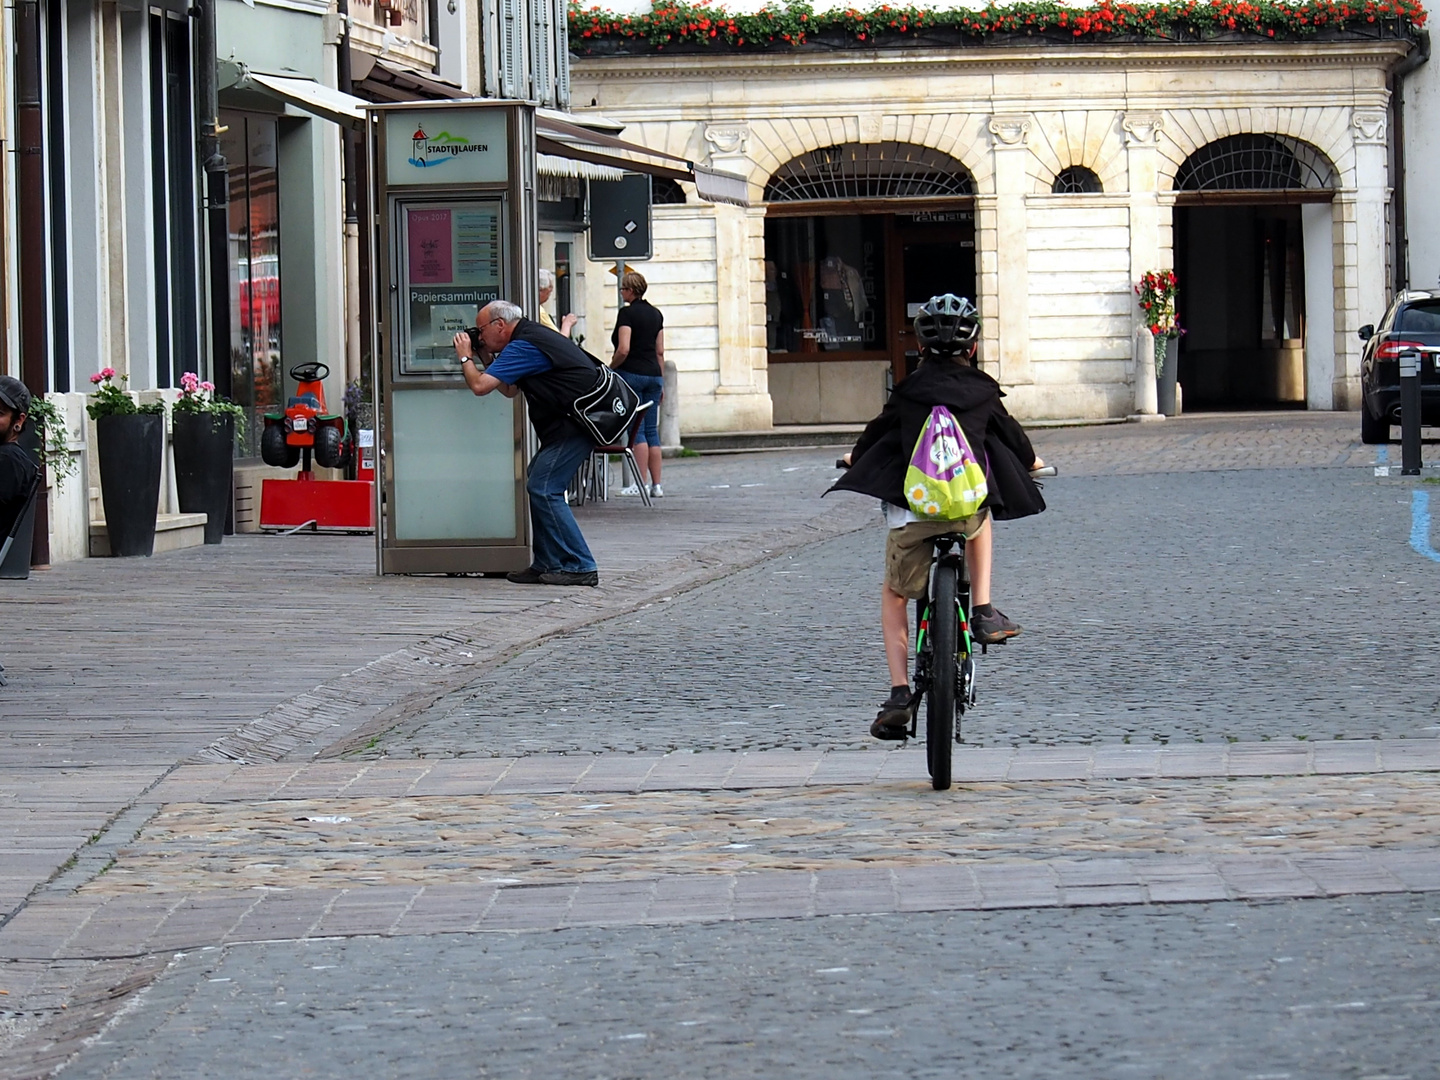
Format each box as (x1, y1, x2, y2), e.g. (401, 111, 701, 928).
(1360, 406, 1389, 445)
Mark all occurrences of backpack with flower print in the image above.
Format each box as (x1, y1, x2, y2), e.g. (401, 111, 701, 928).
(903, 405, 988, 520)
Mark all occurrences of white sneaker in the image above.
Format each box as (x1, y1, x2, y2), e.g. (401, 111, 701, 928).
(618, 484, 641, 496)
(649, 484, 664, 498)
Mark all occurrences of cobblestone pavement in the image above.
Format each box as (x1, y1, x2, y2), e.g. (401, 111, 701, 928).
(5, 412, 1440, 1076)
(41, 894, 1440, 1080)
(370, 460, 1440, 756)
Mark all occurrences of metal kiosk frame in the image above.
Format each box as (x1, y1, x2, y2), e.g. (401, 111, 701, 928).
(367, 100, 539, 575)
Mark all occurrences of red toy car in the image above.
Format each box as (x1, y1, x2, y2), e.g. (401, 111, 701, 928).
(261, 361, 349, 471)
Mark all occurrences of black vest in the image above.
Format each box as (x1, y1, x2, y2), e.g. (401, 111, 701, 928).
(508, 318, 603, 445)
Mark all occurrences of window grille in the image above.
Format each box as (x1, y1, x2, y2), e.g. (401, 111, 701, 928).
(651, 178, 686, 205)
(764, 142, 975, 202)
(1052, 166, 1102, 194)
(1175, 134, 1333, 191)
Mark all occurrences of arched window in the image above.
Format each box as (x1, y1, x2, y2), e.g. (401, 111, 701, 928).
(1052, 166, 1102, 194)
(1175, 134, 1334, 192)
(764, 142, 975, 202)
(651, 178, 687, 205)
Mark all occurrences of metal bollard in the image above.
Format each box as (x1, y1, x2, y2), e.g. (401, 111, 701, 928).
(660, 359, 681, 450)
(1400, 347, 1422, 476)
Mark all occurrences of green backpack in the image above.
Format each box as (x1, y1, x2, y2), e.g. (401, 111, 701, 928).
(904, 405, 988, 520)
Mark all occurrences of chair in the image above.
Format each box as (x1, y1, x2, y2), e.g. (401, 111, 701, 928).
(0, 469, 41, 574)
(571, 401, 656, 508)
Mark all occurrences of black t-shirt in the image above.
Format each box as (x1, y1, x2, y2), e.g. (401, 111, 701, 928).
(611, 299, 663, 378)
(0, 440, 39, 538)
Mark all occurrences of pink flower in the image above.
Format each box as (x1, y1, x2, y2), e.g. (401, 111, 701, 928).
(200, 381, 215, 393)
(180, 372, 199, 393)
(100, 367, 115, 380)
(90, 373, 104, 384)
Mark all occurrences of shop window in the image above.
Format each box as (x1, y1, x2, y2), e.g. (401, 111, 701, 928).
(766, 217, 886, 354)
(222, 114, 282, 459)
(764, 142, 974, 202)
(651, 178, 686, 205)
(1175, 134, 1334, 192)
(1052, 166, 1102, 194)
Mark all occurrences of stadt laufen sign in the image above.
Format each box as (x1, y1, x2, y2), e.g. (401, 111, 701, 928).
(384, 109, 509, 185)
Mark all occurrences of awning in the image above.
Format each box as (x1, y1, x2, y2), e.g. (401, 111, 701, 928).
(535, 112, 749, 205)
(537, 154, 624, 181)
(235, 70, 367, 132)
(236, 60, 750, 205)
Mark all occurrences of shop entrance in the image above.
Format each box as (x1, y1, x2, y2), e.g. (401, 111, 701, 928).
(764, 207, 976, 423)
(1171, 134, 1336, 410)
(762, 141, 978, 424)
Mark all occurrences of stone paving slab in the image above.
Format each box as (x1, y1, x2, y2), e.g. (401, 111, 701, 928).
(8, 847, 1440, 961)
(138, 740, 1440, 804)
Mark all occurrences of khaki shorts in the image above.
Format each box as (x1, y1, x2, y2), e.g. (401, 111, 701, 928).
(884, 513, 989, 600)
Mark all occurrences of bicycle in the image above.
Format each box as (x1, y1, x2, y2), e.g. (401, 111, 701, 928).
(842, 461, 1057, 790)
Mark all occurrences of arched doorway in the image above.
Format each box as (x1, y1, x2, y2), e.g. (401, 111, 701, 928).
(1172, 134, 1336, 410)
(763, 142, 977, 424)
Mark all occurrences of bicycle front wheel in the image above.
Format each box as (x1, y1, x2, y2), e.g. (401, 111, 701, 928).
(926, 562, 957, 791)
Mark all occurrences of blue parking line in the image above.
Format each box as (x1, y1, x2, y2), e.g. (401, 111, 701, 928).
(1377, 444, 1389, 464)
(1411, 490, 1440, 563)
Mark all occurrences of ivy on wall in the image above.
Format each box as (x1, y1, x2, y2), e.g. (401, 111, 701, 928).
(569, 0, 1427, 51)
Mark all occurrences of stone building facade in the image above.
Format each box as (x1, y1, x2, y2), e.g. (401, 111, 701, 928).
(571, 37, 1415, 429)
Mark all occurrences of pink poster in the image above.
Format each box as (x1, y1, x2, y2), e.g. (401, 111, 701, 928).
(407, 209, 453, 284)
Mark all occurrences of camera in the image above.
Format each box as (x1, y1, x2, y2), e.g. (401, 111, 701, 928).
(464, 326, 483, 353)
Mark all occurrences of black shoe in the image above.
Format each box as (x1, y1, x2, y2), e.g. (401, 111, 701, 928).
(971, 607, 1021, 645)
(870, 687, 912, 741)
(539, 570, 599, 587)
(506, 566, 546, 584)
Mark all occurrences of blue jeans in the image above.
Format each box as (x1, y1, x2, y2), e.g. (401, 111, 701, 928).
(527, 435, 598, 573)
(618, 371, 663, 446)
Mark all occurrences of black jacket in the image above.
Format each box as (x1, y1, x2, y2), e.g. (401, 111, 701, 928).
(828, 356, 1045, 521)
(506, 318, 605, 445)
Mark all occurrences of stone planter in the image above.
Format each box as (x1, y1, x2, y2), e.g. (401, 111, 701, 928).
(1157, 336, 1180, 417)
(96, 413, 163, 557)
(172, 412, 234, 544)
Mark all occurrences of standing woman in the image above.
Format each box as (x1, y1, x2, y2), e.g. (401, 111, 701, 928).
(610, 271, 665, 497)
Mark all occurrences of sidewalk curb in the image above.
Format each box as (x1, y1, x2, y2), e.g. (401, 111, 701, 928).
(194, 502, 877, 766)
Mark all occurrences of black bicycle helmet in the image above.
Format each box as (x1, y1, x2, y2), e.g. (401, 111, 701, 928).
(914, 293, 980, 351)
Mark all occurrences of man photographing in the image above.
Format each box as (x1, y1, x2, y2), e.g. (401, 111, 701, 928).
(0, 375, 39, 540)
(453, 301, 600, 587)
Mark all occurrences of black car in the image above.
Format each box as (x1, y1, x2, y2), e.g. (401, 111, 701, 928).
(1358, 289, 1440, 443)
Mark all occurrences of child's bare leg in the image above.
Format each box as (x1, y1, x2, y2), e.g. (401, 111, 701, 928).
(965, 516, 992, 607)
(881, 583, 911, 688)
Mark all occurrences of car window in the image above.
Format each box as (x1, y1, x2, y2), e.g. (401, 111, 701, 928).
(1378, 300, 1400, 332)
(1398, 301, 1440, 333)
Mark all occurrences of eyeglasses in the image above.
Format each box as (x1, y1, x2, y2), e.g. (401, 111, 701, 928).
(480, 317, 506, 330)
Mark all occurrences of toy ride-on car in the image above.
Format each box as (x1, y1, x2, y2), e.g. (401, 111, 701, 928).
(261, 362, 350, 471)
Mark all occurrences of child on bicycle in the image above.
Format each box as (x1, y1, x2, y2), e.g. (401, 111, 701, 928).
(830, 295, 1045, 740)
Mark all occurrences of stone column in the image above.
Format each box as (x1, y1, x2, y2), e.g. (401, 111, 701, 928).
(1122, 112, 1165, 416)
(987, 115, 1032, 387)
(1342, 107, 1390, 410)
(704, 123, 772, 430)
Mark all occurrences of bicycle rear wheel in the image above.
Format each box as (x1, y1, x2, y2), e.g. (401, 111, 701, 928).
(926, 562, 957, 790)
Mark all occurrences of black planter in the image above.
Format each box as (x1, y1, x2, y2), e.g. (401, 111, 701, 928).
(0, 426, 40, 579)
(1157, 337, 1180, 417)
(171, 412, 233, 545)
(96, 413, 163, 557)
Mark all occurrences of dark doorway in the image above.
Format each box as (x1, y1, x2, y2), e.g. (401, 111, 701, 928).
(1175, 204, 1306, 409)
